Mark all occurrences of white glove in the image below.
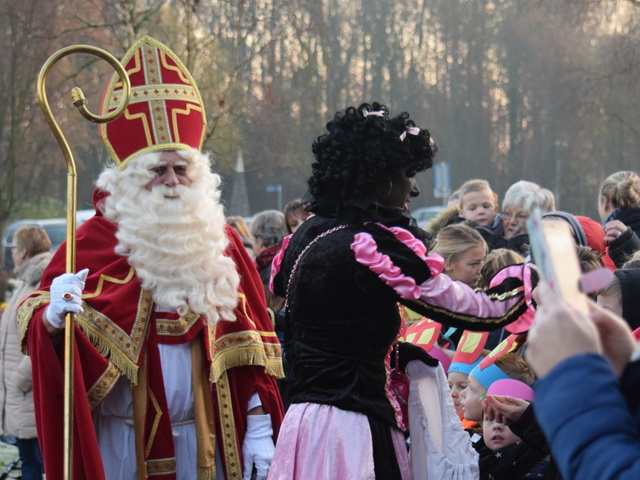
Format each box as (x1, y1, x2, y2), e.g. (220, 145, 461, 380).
(46, 268, 89, 329)
(242, 414, 275, 480)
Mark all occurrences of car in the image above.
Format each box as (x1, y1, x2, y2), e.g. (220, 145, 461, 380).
(1, 209, 95, 270)
(410, 206, 445, 227)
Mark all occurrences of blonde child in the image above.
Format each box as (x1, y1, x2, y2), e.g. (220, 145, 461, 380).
(426, 179, 503, 250)
(434, 224, 488, 289)
(457, 179, 499, 229)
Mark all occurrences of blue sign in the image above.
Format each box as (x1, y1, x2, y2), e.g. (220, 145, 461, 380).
(266, 184, 282, 193)
(433, 162, 451, 199)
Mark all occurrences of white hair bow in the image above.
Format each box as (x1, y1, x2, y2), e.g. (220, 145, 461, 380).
(399, 127, 421, 141)
(362, 109, 385, 118)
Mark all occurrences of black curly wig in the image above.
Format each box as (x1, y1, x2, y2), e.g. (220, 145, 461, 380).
(307, 102, 437, 207)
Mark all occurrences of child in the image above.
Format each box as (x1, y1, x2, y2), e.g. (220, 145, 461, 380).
(480, 398, 548, 479)
(461, 352, 534, 423)
(426, 179, 503, 248)
(478, 248, 526, 349)
(448, 356, 483, 431)
(434, 224, 488, 289)
(457, 179, 501, 233)
(460, 354, 548, 479)
(405, 223, 488, 351)
(404, 224, 488, 356)
(478, 248, 525, 289)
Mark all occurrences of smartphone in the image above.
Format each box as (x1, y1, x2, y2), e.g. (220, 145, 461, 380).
(527, 209, 589, 314)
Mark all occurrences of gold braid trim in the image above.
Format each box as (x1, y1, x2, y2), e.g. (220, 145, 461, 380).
(209, 329, 284, 383)
(146, 457, 176, 476)
(17, 294, 50, 355)
(215, 371, 241, 479)
(87, 363, 121, 410)
(197, 465, 217, 480)
(74, 291, 153, 385)
(17, 289, 154, 386)
(192, 339, 216, 480)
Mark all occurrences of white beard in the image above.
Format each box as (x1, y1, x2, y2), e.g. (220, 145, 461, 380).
(96, 150, 239, 324)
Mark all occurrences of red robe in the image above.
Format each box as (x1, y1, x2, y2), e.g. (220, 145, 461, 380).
(18, 214, 284, 480)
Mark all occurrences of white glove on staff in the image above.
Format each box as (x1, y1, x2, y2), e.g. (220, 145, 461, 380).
(46, 268, 89, 329)
(242, 414, 275, 480)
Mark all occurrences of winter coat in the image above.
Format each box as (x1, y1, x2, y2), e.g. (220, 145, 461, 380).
(534, 353, 640, 480)
(0, 251, 52, 438)
(425, 205, 506, 252)
(606, 206, 640, 268)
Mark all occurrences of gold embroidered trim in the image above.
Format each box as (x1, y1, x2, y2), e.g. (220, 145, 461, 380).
(81, 267, 137, 299)
(17, 294, 49, 354)
(156, 311, 200, 336)
(109, 83, 202, 112)
(87, 363, 121, 410)
(197, 465, 217, 480)
(485, 286, 523, 302)
(146, 457, 176, 476)
(172, 104, 203, 143)
(109, 84, 199, 109)
(74, 291, 153, 384)
(160, 51, 190, 83)
(216, 372, 241, 479)
(237, 293, 254, 327)
(146, 390, 164, 458)
(209, 330, 284, 383)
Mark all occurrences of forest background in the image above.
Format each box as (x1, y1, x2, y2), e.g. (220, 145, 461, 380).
(2, 0, 640, 228)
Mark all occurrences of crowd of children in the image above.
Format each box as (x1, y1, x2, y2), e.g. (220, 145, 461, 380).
(402, 171, 640, 480)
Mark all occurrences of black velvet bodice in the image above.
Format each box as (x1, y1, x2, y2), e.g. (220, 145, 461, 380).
(272, 207, 432, 427)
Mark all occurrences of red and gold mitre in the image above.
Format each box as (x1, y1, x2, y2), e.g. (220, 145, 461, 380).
(100, 36, 206, 170)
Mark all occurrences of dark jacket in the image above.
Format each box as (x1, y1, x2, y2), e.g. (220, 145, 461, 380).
(606, 207, 640, 267)
(534, 354, 640, 480)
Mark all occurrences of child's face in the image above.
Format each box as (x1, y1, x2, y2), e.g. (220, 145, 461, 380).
(445, 245, 486, 288)
(287, 211, 307, 234)
(459, 190, 498, 227)
(460, 374, 485, 422)
(502, 206, 529, 239)
(597, 293, 623, 317)
(482, 417, 522, 451)
(447, 371, 469, 417)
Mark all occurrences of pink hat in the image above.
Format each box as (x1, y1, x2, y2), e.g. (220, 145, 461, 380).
(486, 378, 534, 402)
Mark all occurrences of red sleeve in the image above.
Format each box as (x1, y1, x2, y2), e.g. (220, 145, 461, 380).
(226, 365, 284, 439)
(27, 308, 106, 480)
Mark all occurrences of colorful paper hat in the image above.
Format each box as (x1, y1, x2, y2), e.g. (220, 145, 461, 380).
(404, 318, 442, 352)
(487, 379, 534, 402)
(451, 330, 489, 365)
(100, 36, 207, 170)
(448, 357, 482, 376)
(427, 346, 452, 374)
(470, 362, 510, 390)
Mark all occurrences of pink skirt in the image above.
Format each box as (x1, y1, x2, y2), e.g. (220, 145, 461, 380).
(267, 403, 412, 480)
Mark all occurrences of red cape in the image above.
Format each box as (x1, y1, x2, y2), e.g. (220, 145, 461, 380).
(18, 215, 284, 479)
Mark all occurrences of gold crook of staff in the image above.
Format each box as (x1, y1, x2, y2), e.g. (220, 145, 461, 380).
(36, 45, 131, 480)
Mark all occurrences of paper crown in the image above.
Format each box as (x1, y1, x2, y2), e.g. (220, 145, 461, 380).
(487, 379, 534, 402)
(470, 362, 511, 390)
(99, 36, 207, 170)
